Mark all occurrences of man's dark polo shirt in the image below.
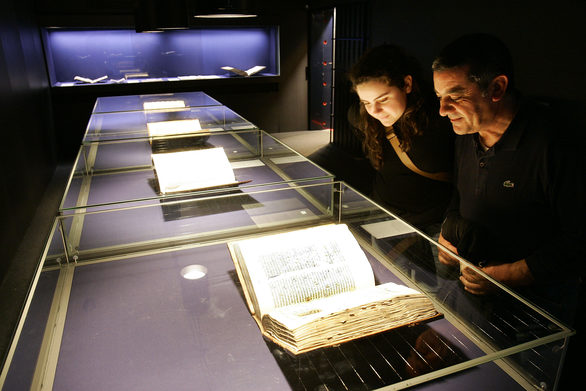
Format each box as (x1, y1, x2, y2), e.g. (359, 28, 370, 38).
(450, 99, 585, 284)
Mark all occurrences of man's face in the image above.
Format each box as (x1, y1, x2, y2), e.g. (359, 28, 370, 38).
(433, 66, 492, 135)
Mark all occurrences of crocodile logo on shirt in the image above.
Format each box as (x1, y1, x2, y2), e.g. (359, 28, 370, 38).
(503, 180, 515, 188)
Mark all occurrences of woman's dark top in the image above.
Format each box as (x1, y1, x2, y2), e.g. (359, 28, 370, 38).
(372, 117, 454, 229)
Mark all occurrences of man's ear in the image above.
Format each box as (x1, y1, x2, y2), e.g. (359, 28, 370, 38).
(404, 75, 413, 94)
(489, 75, 508, 102)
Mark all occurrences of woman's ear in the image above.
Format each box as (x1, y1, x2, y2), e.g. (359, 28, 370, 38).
(404, 75, 413, 94)
(489, 75, 509, 102)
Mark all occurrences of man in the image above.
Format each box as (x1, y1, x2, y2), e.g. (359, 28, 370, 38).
(432, 33, 585, 389)
(432, 33, 584, 323)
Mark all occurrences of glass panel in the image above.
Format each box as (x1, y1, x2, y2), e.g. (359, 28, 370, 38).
(2, 182, 572, 391)
(58, 182, 336, 262)
(337, 184, 570, 390)
(92, 91, 222, 114)
(83, 105, 257, 143)
(2, 269, 60, 391)
(60, 129, 333, 212)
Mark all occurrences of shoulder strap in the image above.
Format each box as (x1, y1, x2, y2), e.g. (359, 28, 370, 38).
(387, 133, 452, 183)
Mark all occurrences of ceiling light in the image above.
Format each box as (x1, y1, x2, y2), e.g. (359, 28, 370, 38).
(194, 13, 257, 18)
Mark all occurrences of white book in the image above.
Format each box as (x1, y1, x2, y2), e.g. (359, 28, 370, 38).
(152, 147, 239, 194)
(73, 75, 108, 84)
(146, 119, 203, 138)
(221, 65, 266, 77)
(143, 100, 186, 110)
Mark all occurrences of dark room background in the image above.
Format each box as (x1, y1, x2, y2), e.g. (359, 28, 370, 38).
(1, 0, 585, 370)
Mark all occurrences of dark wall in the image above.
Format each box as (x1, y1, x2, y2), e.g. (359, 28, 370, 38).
(326, 0, 586, 155)
(368, 0, 586, 114)
(0, 1, 56, 281)
(0, 0, 57, 368)
(37, 0, 309, 162)
(209, 1, 309, 133)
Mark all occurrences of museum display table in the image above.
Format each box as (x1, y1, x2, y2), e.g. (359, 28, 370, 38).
(61, 92, 333, 213)
(0, 93, 572, 391)
(3, 180, 572, 391)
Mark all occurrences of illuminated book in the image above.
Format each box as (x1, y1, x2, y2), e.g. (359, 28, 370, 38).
(125, 72, 149, 79)
(147, 119, 203, 138)
(221, 65, 266, 77)
(147, 118, 209, 153)
(143, 100, 186, 110)
(227, 224, 441, 355)
(152, 147, 245, 194)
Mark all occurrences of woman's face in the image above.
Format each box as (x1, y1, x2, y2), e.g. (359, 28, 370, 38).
(355, 77, 411, 128)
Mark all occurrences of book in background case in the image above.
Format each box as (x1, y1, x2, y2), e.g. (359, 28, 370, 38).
(221, 65, 266, 77)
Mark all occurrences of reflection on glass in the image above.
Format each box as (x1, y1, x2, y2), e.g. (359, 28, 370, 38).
(160, 191, 260, 222)
(269, 324, 466, 389)
(143, 100, 186, 110)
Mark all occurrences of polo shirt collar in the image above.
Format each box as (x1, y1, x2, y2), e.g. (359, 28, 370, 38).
(482, 98, 529, 153)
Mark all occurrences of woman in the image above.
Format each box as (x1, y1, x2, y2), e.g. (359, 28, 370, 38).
(348, 44, 454, 234)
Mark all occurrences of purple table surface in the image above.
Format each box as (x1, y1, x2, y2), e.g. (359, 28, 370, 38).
(5, 243, 524, 391)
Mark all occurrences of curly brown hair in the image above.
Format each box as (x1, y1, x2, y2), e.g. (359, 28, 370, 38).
(348, 44, 436, 170)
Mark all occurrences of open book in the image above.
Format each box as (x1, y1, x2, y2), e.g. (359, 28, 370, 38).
(221, 65, 266, 77)
(125, 72, 149, 79)
(227, 224, 441, 354)
(147, 119, 209, 152)
(152, 147, 248, 194)
(73, 75, 108, 84)
(147, 119, 203, 138)
(143, 100, 186, 110)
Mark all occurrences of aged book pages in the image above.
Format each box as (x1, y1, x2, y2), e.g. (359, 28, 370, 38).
(228, 224, 441, 354)
(263, 282, 440, 354)
(152, 147, 238, 194)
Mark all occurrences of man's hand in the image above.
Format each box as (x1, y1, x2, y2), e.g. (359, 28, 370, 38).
(460, 260, 535, 295)
(438, 233, 460, 267)
(459, 264, 494, 295)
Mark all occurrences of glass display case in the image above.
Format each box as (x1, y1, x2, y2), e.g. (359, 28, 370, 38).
(91, 91, 223, 114)
(83, 104, 256, 143)
(42, 27, 279, 88)
(1, 181, 572, 391)
(63, 127, 334, 213)
(61, 92, 333, 212)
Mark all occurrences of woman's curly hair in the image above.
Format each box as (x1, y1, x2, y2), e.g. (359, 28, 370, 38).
(348, 44, 437, 170)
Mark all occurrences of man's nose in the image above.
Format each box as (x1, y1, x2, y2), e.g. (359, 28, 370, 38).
(438, 98, 452, 117)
